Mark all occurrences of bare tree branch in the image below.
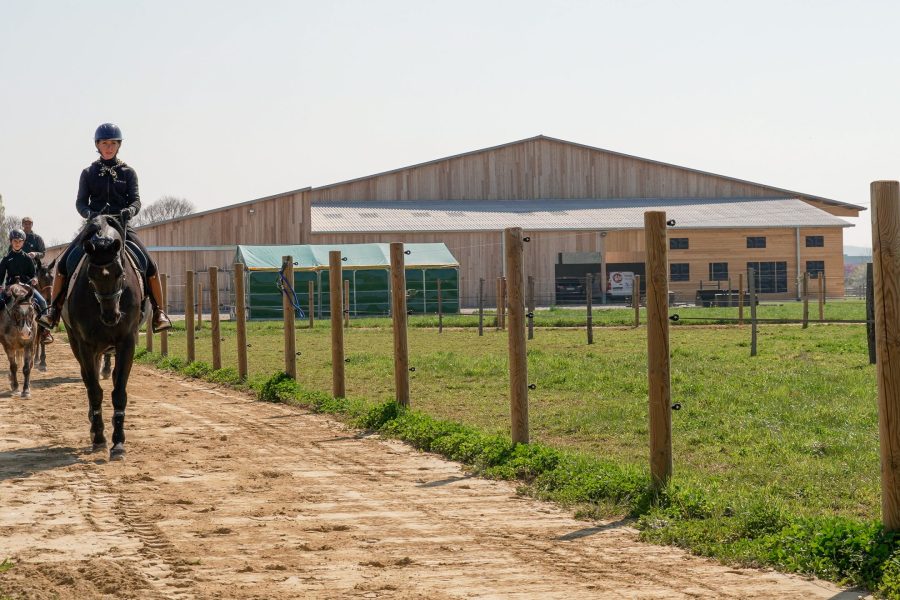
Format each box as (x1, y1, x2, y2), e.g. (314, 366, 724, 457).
(132, 196, 196, 227)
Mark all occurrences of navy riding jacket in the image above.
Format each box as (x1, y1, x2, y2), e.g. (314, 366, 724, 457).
(76, 157, 142, 221)
(0, 250, 36, 287)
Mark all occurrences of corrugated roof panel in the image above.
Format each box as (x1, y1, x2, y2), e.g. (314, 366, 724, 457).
(310, 198, 850, 233)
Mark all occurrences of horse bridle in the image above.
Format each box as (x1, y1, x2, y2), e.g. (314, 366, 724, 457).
(87, 214, 129, 306)
(87, 259, 126, 305)
(4, 288, 35, 328)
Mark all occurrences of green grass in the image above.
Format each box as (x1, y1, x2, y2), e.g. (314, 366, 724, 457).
(132, 300, 900, 595)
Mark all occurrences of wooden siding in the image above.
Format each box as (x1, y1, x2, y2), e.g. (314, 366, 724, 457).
(310, 138, 859, 218)
(136, 190, 310, 247)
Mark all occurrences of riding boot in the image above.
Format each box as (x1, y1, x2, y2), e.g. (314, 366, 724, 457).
(39, 326, 54, 344)
(38, 271, 66, 330)
(147, 273, 172, 333)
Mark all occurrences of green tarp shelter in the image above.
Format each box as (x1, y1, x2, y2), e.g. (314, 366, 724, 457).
(234, 243, 460, 319)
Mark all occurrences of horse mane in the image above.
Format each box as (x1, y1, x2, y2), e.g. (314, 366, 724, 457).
(6, 283, 32, 305)
(81, 216, 125, 262)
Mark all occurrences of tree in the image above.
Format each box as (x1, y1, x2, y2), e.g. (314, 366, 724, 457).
(132, 196, 196, 227)
(0, 214, 20, 245)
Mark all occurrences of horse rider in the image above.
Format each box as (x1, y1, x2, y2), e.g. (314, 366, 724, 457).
(38, 123, 172, 333)
(21, 217, 46, 266)
(0, 229, 53, 343)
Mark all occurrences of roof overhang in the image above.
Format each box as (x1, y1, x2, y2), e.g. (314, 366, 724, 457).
(311, 197, 852, 234)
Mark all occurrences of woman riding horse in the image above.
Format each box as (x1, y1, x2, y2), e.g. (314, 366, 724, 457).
(39, 123, 172, 333)
(0, 229, 52, 344)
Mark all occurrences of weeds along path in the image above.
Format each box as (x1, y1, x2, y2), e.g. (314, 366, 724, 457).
(0, 345, 851, 599)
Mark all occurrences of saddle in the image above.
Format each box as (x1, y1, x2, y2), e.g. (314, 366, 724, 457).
(66, 240, 148, 277)
(65, 241, 147, 303)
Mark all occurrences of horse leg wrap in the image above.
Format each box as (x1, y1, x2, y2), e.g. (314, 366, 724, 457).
(112, 410, 126, 444)
(89, 408, 102, 423)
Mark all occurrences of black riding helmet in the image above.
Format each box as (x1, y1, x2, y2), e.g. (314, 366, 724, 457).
(8, 229, 25, 242)
(94, 123, 123, 142)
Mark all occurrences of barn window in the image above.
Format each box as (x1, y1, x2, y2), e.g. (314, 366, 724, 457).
(747, 261, 788, 293)
(746, 236, 767, 248)
(806, 260, 825, 278)
(670, 263, 690, 281)
(708, 262, 728, 281)
(670, 238, 689, 250)
(806, 235, 824, 247)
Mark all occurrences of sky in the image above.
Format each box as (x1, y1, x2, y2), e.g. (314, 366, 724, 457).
(1, 0, 897, 248)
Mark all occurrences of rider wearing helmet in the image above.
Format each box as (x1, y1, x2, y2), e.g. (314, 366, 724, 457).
(39, 123, 172, 333)
(0, 229, 52, 343)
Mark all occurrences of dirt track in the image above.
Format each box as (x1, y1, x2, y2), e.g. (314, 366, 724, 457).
(0, 345, 858, 599)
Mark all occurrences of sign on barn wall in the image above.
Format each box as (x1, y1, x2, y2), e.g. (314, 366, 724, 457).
(558, 252, 602, 264)
(608, 271, 635, 296)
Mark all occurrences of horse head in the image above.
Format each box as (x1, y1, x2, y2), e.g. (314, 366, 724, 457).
(4, 282, 37, 342)
(82, 216, 127, 327)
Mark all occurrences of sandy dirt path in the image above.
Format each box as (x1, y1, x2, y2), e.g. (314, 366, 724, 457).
(0, 345, 859, 599)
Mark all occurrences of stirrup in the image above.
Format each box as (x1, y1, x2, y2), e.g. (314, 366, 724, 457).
(40, 329, 54, 344)
(152, 309, 172, 333)
(38, 309, 58, 330)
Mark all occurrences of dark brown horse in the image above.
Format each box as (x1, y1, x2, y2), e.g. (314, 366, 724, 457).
(41, 257, 113, 378)
(63, 215, 146, 460)
(0, 283, 39, 398)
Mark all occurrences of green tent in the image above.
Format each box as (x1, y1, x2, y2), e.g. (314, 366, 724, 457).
(234, 243, 460, 319)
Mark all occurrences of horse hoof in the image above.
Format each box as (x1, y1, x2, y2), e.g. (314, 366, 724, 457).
(37, 364, 47, 372)
(20, 390, 30, 399)
(92, 442, 107, 453)
(109, 444, 126, 461)
(101, 372, 111, 380)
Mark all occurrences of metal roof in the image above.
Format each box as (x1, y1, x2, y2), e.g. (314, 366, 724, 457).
(311, 198, 852, 233)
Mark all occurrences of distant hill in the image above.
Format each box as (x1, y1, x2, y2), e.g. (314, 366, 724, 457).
(844, 245, 872, 257)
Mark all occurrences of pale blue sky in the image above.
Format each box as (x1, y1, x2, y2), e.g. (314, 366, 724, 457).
(1, 0, 897, 247)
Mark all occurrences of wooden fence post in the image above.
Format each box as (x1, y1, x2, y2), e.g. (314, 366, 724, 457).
(234, 263, 248, 380)
(196, 282, 202, 330)
(329, 251, 346, 398)
(867, 262, 876, 364)
(644, 212, 672, 488)
(282, 256, 296, 379)
(437, 279, 443, 333)
(185, 271, 195, 364)
(145, 311, 153, 352)
(633, 274, 641, 327)
(586, 273, 593, 345)
(738, 273, 744, 325)
(343, 278, 350, 329)
(390, 243, 410, 407)
(749, 267, 758, 357)
(308, 280, 315, 329)
(527, 275, 535, 340)
(160, 274, 168, 357)
(496, 277, 502, 330)
(818, 274, 825, 322)
(802, 273, 810, 329)
(209, 266, 221, 370)
(872, 180, 900, 531)
(478, 278, 484, 336)
(500, 276, 507, 330)
(505, 228, 528, 444)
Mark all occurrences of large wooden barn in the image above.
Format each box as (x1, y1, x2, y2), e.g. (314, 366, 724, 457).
(48, 135, 863, 312)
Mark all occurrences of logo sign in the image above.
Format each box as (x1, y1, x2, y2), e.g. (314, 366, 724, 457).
(608, 271, 634, 296)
